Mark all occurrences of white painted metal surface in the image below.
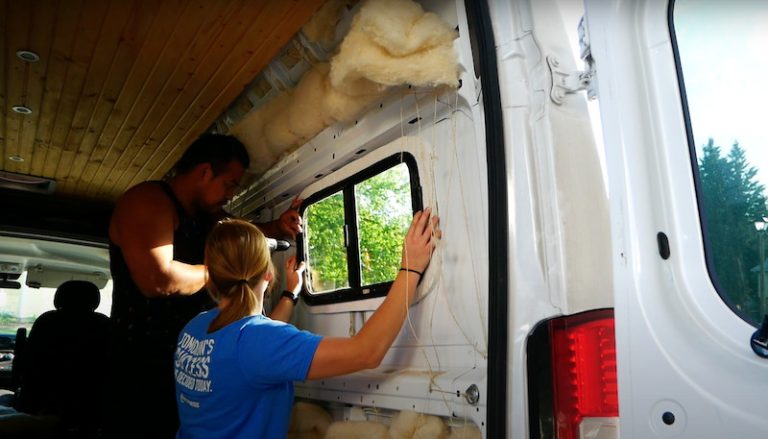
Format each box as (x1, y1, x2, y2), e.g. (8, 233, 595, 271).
(237, 0, 613, 436)
(584, 0, 768, 437)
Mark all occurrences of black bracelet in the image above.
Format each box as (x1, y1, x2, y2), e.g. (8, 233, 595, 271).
(399, 267, 423, 277)
(281, 290, 299, 305)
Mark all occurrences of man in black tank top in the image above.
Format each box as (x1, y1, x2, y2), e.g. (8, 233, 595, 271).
(106, 134, 303, 439)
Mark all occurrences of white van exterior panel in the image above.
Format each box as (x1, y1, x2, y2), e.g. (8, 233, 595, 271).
(585, 0, 768, 437)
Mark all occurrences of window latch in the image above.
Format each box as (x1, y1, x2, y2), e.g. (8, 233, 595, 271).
(344, 224, 349, 248)
(750, 314, 768, 358)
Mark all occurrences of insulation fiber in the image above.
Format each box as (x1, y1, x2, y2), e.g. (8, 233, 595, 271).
(232, 0, 458, 174)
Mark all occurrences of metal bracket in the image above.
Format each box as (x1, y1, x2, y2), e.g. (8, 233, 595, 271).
(547, 16, 598, 105)
(547, 55, 594, 105)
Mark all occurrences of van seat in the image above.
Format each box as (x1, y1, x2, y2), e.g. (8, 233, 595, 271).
(16, 280, 110, 437)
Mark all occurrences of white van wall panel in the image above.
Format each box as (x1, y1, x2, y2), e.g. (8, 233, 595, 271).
(529, 0, 612, 313)
(293, 95, 489, 422)
(488, 0, 614, 437)
(586, 0, 768, 437)
(240, 1, 612, 436)
(247, 1, 489, 426)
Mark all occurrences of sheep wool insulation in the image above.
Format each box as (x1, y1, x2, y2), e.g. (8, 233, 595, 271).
(231, 0, 458, 174)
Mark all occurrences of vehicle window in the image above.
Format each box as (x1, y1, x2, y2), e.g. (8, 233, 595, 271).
(0, 236, 112, 383)
(673, 0, 768, 324)
(302, 153, 421, 305)
(306, 191, 349, 292)
(356, 165, 413, 286)
(0, 273, 113, 332)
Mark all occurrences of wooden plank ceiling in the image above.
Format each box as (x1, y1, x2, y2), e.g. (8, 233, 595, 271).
(0, 0, 324, 201)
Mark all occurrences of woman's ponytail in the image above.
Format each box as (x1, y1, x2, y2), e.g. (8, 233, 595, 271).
(204, 219, 273, 331)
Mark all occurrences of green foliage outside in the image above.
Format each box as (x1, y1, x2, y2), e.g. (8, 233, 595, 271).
(306, 192, 349, 292)
(699, 139, 767, 322)
(0, 312, 33, 335)
(306, 164, 412, 293)
(357, 165, 412, 285)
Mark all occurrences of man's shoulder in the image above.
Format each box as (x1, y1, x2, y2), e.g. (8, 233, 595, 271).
(116, 182, 171, 208)
(111, 182, 176, 232)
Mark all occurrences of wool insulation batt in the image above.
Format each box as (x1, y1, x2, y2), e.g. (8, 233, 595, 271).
(231, 0, 458, 175)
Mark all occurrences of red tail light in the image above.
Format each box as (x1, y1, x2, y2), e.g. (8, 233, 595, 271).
(549, 309, 619, 439)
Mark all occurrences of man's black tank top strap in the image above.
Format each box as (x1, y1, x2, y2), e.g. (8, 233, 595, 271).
(109, 180, 215, 355)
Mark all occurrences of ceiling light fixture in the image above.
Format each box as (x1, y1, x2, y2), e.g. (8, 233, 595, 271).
(8, 155, 24, 162)
(16, 50, 40, 62)
(11, 105, 32, 114)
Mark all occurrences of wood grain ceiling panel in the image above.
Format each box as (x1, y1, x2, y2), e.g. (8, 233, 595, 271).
(29, 0, 77, 178)
(18, 1, 58, 179)
(67, 0, 164, 195)
(82, 0, 226, 197)
(54, 0, 140, 192)
(4, 0, 34, 175)
(43, 0, 111, 179)
(120, 0, 327, 198)
(1, 0, 324, 201)
(91, 0, 244, 198)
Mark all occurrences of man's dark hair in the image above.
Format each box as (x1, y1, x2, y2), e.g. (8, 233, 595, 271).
(172, 133, 250, 176)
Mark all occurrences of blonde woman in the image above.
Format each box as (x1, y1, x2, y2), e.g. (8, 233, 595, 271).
(174, 208, 439, 438)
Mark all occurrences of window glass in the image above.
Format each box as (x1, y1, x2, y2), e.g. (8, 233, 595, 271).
(674, 0, 768, 323)
(301, 153, 421, 304)
(305, 191, 349, 292)
(0, 272, 112, 378)
(356, 163, 412, 285)
(0, 277, 113, 331)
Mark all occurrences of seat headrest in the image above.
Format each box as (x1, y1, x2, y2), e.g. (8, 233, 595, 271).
(53, 280, 101, 311)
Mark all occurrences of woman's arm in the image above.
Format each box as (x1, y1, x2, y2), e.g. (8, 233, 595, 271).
(306, 208, 439, 379)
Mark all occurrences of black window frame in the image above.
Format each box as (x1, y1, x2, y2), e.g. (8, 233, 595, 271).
(298, 152, 422, 306)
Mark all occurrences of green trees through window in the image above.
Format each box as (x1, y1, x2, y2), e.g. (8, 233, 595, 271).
(357, 165, 412, 285)
(699, 140, 766, 322)
(675, 0, 768, 325)
(304, 160, 415, 298)
(305, 191, 349, 292)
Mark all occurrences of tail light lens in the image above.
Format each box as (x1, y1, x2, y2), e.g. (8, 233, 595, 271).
(549, 309, 619, 439)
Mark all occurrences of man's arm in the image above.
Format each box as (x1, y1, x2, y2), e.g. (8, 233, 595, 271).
(255, 197, 303, 240)
(110, 183, 206, 298)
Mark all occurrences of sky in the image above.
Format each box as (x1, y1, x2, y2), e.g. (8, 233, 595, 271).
(674, 0, 768, 184)
(558, 0, 768, 193)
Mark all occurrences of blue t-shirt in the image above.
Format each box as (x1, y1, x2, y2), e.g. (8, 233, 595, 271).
(174, 310, 322, 439)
